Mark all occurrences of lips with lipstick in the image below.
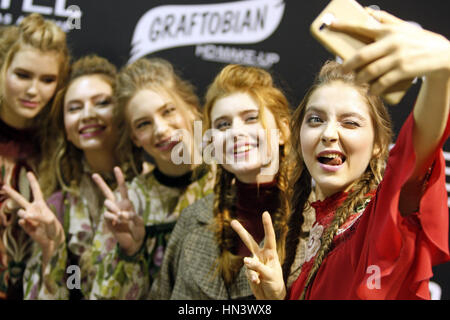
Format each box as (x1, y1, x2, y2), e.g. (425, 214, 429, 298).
(155, 136, 181, 152)
(20, 99, 40, 109)
(79, 124, 107, 138)
(228, 141, 258, 160)
(317, 150, 346, 171)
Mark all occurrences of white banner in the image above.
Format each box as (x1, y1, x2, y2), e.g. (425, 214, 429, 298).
(129, 0, 285, 63)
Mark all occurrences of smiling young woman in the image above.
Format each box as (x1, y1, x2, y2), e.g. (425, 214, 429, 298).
(232, 8, 450, 300)
(0, 13, 69, 300)
(7, 54, 126, 300)
(87, 57, 215, 299)
(149, 64, 293, 299)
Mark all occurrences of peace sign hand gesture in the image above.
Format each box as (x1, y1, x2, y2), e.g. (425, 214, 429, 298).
(231, 211, 286, 300)
(92, 167, 145, 256)
(1, 172, 65, 252)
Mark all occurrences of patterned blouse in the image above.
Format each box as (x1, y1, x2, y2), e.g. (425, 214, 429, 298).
(23, 164, 215, 299)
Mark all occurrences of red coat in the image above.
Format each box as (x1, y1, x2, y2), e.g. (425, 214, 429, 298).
(289, 112, 450, 300)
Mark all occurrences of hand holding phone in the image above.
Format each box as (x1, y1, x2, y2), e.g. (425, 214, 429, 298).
(310, 0, 413, 105)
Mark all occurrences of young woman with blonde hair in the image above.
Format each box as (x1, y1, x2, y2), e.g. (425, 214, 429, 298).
(4, 54, 123, 299)
(0, 13, 69, 299)
(232, 8, 450, 300)
(150, 64, 294, 299)
(89, 57, 215, 299)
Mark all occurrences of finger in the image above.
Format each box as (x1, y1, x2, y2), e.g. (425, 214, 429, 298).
(114, 167, 129, 201)
(2, 185, 30, 209)
(231, 219, 260, 258)
(370, 69, 404, 96)
(355, 54, 397, 84)
(246, 267, 260, 285)
(23, 217, 39, 228)
(104, 199, 120, 214)
(262, 212, 277, 251)
(244, 256, 272, 280)
(365, 8, 405, 25)
(104, 211, 119, 225)
(26, 172, 43, 201)
(17, 208, 27, 219)
(19, 219, 34, 234)
(342, 38, 395, 73)
(329, 19, 381, 40)
(92, 173, 116, 201)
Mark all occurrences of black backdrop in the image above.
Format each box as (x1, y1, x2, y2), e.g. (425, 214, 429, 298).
(1, 0, 449, 299)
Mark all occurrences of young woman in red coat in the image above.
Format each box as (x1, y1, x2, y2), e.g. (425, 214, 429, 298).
(232, 8, 450, 299)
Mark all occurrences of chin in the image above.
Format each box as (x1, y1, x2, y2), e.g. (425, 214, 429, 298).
(224, 162, 262, 178)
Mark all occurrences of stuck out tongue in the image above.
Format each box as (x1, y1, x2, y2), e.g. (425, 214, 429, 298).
(326, 157, 343, 166)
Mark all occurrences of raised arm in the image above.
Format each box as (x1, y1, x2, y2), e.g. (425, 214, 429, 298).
(332, 8, 450, 178)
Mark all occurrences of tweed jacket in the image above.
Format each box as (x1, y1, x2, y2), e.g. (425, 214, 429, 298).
(150, 193, 254, 300)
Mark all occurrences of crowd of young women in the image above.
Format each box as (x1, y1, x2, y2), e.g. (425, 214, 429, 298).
(0, 7, 449, 300)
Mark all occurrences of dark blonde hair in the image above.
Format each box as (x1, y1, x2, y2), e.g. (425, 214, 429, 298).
(0, 13, 70, 123)
(283, 60, 393, 299)
(39, 55, 118, 197)
(114, 57, 201, 175)
(203, 64, 292, 287)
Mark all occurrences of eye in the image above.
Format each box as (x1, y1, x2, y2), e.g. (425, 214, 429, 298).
(162, 105, 176, 116)
(95, 97, 112, 107)
(136, 120, 152, 129)
(215, 120, 231, 130)
(245, 113, 259, 123)
(307, 115, 323, 125)
(342, 119, 361, 128)
(15, 71, 30, 79)
(67, 103, 82, 112)
(41, 76, 57, 84)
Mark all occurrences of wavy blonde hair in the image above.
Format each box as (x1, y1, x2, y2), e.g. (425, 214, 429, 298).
(203, 64, 292, 287)
(39, 55, 118, 197)
(282, 60, 393, 299)
(0, 13, 70, 128)
(114, 57, 202, 175)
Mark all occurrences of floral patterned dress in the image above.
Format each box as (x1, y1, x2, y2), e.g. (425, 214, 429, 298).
(88, 164, 215, 299)
(23, 163, 114, 300)
(0, 118, 38, 300)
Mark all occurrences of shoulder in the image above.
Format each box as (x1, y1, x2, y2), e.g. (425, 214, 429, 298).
(178, 193, 214, 224)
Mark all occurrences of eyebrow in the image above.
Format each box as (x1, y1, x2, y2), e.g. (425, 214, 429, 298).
(305, 106, 367, 121)
(212, 108, 259, 124)
(14, 67, 58, 78)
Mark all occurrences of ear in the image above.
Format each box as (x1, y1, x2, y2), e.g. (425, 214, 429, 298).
(278, 118, 290, 146)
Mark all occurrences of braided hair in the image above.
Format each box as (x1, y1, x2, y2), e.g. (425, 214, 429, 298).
(282, 60, 393, 299)
(203, 64, 292, 286)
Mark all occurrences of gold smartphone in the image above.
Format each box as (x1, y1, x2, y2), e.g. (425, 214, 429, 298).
(310, 0, 412, 105)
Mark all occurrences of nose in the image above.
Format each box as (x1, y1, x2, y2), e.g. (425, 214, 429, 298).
(153, 117, 169, 138)
(26, 79, 38, 96)
(81, 102, 96, 120)
(321, 121, 339, 144)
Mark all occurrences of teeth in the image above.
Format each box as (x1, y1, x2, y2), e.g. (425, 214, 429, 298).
(235, 145, 253, 153)
(323, 153, 341, 159)
(81, 127, 102, 133)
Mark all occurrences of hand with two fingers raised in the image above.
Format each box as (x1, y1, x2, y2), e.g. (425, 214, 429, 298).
(231, 211, 286, 300)
(1, 172, 65, 257)
(92, 167, 145, 257)
(330, 8, 450, 95)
